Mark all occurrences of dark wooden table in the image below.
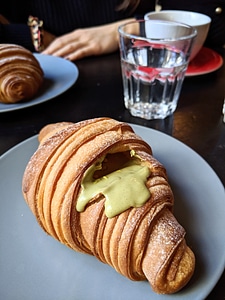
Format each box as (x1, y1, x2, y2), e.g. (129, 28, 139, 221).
(0, 52, 225, 299)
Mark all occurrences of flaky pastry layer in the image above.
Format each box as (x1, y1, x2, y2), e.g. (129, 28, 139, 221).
(22, 117, 195, 294)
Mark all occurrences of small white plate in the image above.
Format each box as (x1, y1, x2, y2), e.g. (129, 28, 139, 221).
(0, 54, 79, 113)
(0, 124, 225, 300)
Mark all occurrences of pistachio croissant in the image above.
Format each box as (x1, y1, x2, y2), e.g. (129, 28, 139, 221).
(0, 44, 43, 103)
(22, 117, 195, 294)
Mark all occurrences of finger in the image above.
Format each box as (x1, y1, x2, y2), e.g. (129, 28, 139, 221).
(44, 41, 82, 57)
(65, 44, 100, 61)
(43, 34, 76, 55)
(44, 39, 99, 60)
(42, 42, 65, 55)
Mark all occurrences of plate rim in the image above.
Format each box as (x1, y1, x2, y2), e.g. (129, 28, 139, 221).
(186, 47, 223, 77)
(0, 54, 79, 113)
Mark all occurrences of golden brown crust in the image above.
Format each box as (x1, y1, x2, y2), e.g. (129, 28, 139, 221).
(22, 117, 195, 294)
(0, 44, 43, 103)
(38, 122, 74, 145)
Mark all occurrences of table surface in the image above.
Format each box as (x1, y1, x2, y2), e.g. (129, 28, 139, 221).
(0, 52, 225, 299)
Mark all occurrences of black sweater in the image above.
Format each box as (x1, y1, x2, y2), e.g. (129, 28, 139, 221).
(0, 0, 155, 51)
(0, 0, 224, 53)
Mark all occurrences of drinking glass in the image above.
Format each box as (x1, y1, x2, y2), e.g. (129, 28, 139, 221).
(118, 20, 197, 120)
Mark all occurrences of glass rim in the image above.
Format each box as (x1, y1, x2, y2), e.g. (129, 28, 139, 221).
(118, 19, 197, 42)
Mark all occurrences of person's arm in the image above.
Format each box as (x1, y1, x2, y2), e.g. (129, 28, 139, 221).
(42, 18, 135, 61)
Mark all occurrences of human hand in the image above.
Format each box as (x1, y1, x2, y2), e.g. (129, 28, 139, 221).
(42, 19, 134, 60)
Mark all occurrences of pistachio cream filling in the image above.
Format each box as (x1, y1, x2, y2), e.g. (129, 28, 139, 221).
(76, 150, 151, 218)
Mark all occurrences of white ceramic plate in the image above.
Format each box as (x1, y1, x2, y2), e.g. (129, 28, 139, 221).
(0, 54, 79, 113)
(0, 124, 225, 300)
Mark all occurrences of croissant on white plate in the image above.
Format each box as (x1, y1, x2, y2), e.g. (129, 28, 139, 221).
(0, 44, 43, 104)
(22, 117, 195, 294)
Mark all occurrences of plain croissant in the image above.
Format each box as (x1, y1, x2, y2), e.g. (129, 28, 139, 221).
(0, 44, 43, 103)
(22, 117, 195, 294)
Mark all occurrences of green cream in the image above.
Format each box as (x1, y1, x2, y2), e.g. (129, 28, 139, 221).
(76, 152, 151, 218)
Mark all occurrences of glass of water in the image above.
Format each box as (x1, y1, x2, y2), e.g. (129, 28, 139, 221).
(118, 20, 197, 120)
